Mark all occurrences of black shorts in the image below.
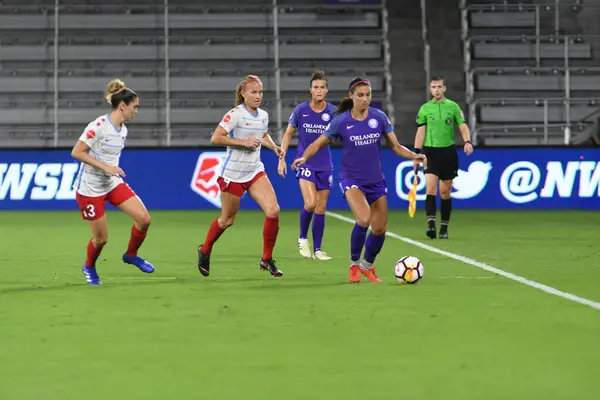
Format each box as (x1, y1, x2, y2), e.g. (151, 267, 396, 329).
(423, 146, 458, 180)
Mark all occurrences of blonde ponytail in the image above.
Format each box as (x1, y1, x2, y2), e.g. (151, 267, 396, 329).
(105, 79, 127, 104)
(234, 75, 262, 106)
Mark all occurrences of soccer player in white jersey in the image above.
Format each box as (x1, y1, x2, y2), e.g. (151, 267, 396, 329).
(71, 79, 154, 285)
(197, 75, 285, 277)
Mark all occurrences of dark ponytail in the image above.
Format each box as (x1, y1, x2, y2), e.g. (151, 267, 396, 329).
(309, 69, 327, 88)
(336, 76, 371, 115)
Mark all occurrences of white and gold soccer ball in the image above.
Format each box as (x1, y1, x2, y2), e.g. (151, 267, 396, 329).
(394, 256, 424, 284)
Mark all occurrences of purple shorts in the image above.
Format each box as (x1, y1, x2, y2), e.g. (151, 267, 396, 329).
(339, 179, 387, 205)
(296, 167, 333, 190)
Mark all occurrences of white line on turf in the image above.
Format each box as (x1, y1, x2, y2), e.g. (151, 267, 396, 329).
(326, 211, 600, 311)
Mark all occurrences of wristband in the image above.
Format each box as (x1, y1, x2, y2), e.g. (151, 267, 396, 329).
(414, 148, 422, 154)
(465, 141, 472, 145)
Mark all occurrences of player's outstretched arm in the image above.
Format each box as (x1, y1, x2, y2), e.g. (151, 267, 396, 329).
(291, 134, 329, 170)
(71, 140, 125, 177)
(386, 132, 427, 166)
(210, 126, 259, 150)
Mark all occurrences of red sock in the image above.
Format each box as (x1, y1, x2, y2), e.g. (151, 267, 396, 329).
(203, 219, 226, 255)
(85, 239, 104, 267)
(126, 225, 147, 257)
(262, 216, 279, 261)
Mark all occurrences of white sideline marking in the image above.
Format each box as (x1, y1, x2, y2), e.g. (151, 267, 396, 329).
(326, 211, 600, 311)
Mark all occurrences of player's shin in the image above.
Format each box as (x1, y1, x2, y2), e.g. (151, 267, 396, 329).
(362, 232, 385, 268)
(299, 208, 313, 239)
(262, 216, 279, 260)
(85, 239, 104, 267)
(126, 225, 147, 257)
(312, 213, 325, 251)
(350, 223, 368, 262)
(203, 218, 227, 255)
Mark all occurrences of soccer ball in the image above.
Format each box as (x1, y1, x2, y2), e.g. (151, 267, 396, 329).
(394, 256, 424, 284)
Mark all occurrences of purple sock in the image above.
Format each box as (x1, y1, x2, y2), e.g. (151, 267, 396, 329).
(364, 232, 386, 264)
(312, 213, 325, 252)
(350, 223, 368, 261)
(299, 208, 313, 239)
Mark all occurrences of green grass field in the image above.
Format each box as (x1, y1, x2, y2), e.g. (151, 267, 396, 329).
(1, 209, 599, 400)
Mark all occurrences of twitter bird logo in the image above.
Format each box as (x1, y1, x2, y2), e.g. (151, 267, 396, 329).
(452, 161, 492, 199)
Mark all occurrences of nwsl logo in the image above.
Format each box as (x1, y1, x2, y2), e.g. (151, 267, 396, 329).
(190, 152, 227, 208)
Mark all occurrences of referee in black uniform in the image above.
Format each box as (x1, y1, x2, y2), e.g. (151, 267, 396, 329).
(414, 76, 473, 239)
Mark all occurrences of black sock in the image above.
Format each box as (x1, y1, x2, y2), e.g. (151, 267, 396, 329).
(425, 195, 436, 230)
(441, 198, 452, 231)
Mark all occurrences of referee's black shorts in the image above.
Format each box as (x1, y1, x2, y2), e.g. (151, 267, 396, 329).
(423, 145, 458, 180)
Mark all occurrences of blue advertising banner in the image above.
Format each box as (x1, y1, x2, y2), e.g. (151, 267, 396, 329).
(0, 148, 598, 210)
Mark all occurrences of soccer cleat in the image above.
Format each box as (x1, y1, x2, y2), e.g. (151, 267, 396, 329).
(260, 259, 283, 277)
(348, 263, 362, 283)
(122, 253, 155, 273)
(439, 224, 449, 239)
(360, 267, 383, 283)
(82, 265, 102, 285)
(426, 228, 437, 239)
(197, 245, 211, 277)
(312, 250, 332, 261)
(298, 238, 312, 258)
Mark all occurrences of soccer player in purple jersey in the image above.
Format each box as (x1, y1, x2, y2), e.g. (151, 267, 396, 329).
(292, 77, 426, 283)
(278, 70, 337, 261)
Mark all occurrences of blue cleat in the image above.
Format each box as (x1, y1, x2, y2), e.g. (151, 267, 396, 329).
(82, 265, 102, 285)
(122, 253, 155, 273)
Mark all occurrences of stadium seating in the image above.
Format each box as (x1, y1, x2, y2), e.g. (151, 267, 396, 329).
(462, 0, 600, 145)
(0, 0, 386, 147)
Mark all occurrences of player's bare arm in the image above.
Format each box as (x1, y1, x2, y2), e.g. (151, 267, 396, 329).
(279, 124, 296, 157)
(291, 134, 329, 170)
(458, 123, 474, 155)
(277, 125, 297, 177)
(71, 140, 125, 177)
(386, 132, 427, 166)
(210, 125, 260, 150)
(261, 132, 284, 157)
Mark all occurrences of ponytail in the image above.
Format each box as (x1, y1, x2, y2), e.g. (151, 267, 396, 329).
(309, 69, 327, 88)
(336, 97, 354, 114)
(234, 74, 262, 106)
(335, 76, 371, 115)
(105, 78, 137, 110)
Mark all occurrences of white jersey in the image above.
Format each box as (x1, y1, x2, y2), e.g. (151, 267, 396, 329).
(218, 104, 268, 182)
(73, 115, 127, 197)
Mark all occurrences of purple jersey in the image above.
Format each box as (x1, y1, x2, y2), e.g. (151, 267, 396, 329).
(324, 107, 394, 185)
(289, 101, 336, 172)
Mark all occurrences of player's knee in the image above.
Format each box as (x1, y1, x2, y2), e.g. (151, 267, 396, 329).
(93, 235, 108, 247)
(219, 215, 236, 229)
(303, 200, 316, 213)
(440, 188, 451, 199)
(264, 203, 280, 218)
(371, 226, 387, 236)
(356, 215, 370, 227)
(138, 214, 152, 229)
(315, 203, 327, 214)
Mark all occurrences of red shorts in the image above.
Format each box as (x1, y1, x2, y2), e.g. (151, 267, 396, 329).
(76, 183, 137, 221)
(217, 171, 266, 198)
